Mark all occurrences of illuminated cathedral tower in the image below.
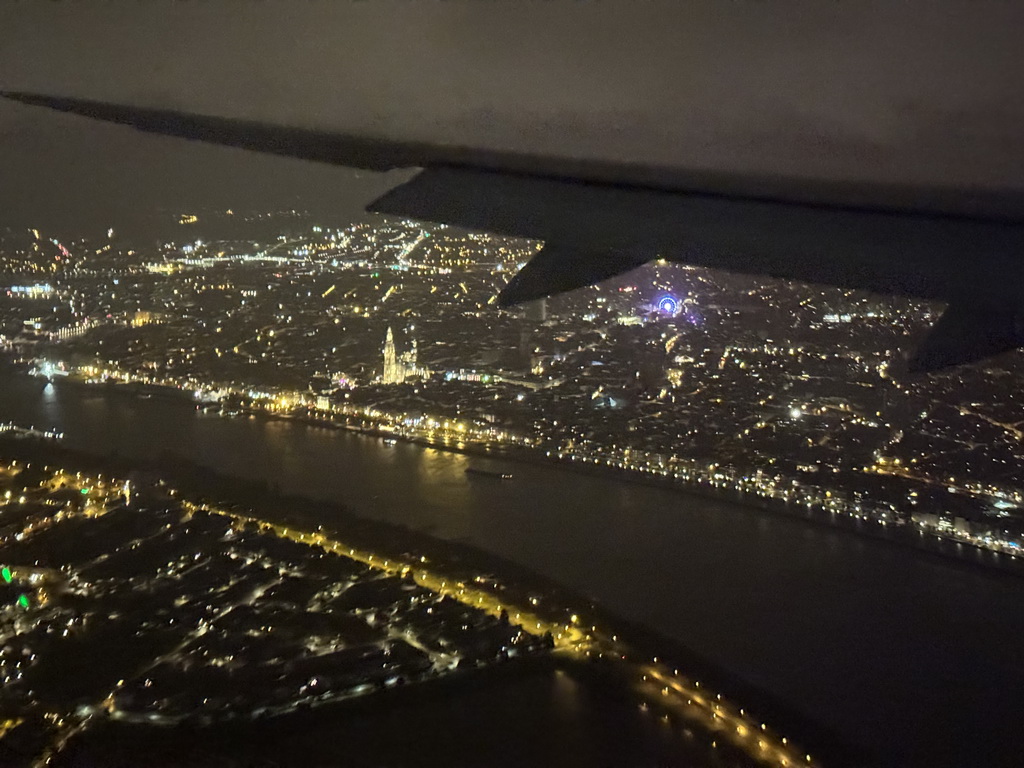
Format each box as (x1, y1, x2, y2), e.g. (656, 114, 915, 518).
(382, 326, 403, 384)
(383, 326, 425, 384)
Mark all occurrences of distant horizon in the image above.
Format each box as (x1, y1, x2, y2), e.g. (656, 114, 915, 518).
(4, 2, 1023, 229)
(0, 195, 391, 240)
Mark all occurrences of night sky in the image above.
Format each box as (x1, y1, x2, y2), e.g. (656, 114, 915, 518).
(1, 1, 1021, 232)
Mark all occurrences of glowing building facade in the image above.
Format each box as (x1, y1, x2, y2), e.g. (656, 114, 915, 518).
(382, 327, 424, 384)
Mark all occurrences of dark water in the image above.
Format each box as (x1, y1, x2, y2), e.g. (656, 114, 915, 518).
(58, 665, 714, 768)
(4, 375, 1024, 767)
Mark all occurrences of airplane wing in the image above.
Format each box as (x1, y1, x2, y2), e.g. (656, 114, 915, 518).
(4, 90, 1024, 371)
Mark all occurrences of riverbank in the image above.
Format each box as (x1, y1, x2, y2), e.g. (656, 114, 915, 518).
(41, 370, 1024, 580)
(4, 370, 1023, 766)
(52, 658, 759, 768)
(1, 435, 858, 768)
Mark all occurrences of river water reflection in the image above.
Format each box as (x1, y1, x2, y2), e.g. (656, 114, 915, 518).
(3, 374, 1023, 767)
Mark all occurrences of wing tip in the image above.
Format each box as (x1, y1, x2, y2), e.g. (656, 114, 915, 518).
(0, 90, 84, 113)
(906, 299, 1024, 373)
(1, 90, 47, 103)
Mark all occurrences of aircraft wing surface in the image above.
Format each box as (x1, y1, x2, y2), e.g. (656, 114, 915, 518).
(5, 90, 1024, 371)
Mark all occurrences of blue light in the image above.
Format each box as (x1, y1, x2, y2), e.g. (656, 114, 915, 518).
(656, 294, 680, 316)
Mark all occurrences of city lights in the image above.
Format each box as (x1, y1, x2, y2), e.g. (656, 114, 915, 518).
(0, 456, 815, 768)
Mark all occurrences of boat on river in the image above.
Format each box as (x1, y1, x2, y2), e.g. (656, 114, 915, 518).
(465, 467, 513, 480)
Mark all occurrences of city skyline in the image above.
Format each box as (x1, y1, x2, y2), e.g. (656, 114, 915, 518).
(2, 202, 1024, 766)
(3, 3, 1024, 766)
(2, 208, 1022, 558)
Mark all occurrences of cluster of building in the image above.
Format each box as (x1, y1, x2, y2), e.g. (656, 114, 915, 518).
(381, 326, 427, 384)
(0, 448, 822, 768)
(0, 457, 558, 763)
(1, 210, 1022, 559)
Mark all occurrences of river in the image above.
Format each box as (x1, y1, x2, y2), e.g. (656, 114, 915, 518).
(2, 373, 1022, 767)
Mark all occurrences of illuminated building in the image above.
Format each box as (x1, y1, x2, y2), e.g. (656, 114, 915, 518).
(382, 327, 425, 384)
(383, 327, 402, 384)
(7, 283, 55, 298)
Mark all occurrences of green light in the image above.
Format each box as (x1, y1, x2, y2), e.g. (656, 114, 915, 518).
(1, 567, 11, 583)
(17, 594, 29, 609)
(81, 488, 89, 495)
